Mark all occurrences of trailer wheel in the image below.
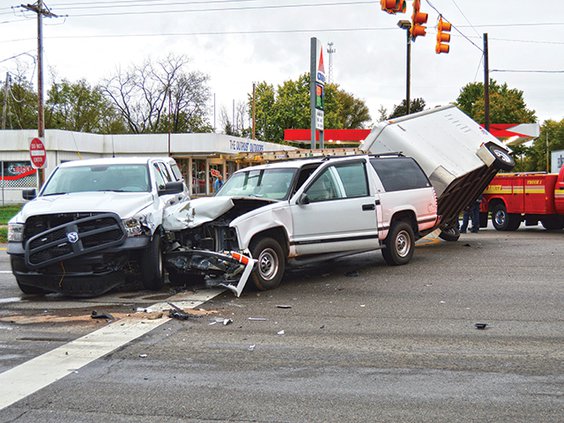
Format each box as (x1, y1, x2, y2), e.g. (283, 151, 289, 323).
(487, 144, 515, 171)
(491, 203, 521, 231)
(250, 237, 285, 291)
(382, 221, 415, 266)
(439, 225, 460, 242)
(541, 217, 564, 230)
(141, 232, 165, 290)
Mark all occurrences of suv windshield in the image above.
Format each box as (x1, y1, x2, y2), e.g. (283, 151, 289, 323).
(217, 168, 296, 200)
(42, 164, 150, 195)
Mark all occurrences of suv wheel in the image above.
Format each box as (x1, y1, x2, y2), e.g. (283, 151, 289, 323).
(382, 221, 415, 266)
(250, 237, 285, 291)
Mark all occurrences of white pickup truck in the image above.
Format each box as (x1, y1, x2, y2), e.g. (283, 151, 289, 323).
(7, 157, 188, 296)
(162, 153, 438, 296)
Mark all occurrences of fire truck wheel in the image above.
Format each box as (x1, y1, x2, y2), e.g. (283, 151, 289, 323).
(382, 221, 415, 266)
(487, 144, 515, 171)
(491, 203, 521, 231)
(541, 217, 564, 230)
(141, 232, 165, 290)
(250, 237, 285, 291)
(439, 225, 460, 242)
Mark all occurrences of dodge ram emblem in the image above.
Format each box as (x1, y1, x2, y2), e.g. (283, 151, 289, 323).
(67, 231, 79, 244)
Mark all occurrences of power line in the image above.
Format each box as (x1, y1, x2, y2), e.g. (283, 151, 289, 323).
(491, 69, 564, 74)
(52, 0, 266, 11)
(450, 0, 480, 37)
(58, 1, 377, 17)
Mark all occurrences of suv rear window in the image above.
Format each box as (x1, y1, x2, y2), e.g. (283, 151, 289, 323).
(370, 157, 430, 192)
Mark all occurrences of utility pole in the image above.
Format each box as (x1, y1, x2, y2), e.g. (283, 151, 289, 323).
(397, 20, 412, 115)
(2, 72, 10, 129)
(483, 33, 490, 132)
(327, 42, 336, 84)
(20, 1, 58, 187)
(251, 82, 256, 140)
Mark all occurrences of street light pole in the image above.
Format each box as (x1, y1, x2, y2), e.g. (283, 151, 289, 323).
(397, 20, 412, 115)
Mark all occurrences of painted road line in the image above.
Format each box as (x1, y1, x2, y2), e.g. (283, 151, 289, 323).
(0, 271, 12, 274)
(0, 288, 225, 411)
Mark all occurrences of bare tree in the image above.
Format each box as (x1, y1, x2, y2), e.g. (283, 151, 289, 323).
(101, 54, 212, 133)
(219, 101, 249, 136)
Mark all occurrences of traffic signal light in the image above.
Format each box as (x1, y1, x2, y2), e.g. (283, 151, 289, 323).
(380, 0, 406, 14)
(410, 0, 428, 40)
(436, 17, 452, 54)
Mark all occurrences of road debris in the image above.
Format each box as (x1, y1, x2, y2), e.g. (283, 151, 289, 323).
(139, 354, 148, 358)
(90, 310, 114, 320)
(248, 317, 268, 321)
(167, 302, 191, 320)
(277, 330, 285, 336)
(248, 344, 256, 351)
(474, 323, 488, 330)
(345, 270, 360, 277)
(276, 305, 292, 309)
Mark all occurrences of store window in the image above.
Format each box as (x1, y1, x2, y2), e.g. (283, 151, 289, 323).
(192, 159, 207, 195)
(209, 163, 224, 194)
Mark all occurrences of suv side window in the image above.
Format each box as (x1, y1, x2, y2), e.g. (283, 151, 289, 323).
(370, 157, 430, 192)
(305, 161, 368, 202)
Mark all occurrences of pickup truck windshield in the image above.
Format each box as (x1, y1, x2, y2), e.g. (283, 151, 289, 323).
(42, 164, 151, 195)
(218, 168, 296, 200)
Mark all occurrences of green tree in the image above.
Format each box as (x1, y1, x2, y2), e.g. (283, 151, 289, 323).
(456, 80, 536, 124)
(0, 74, 37, 129)
(46, 78, 126, 133)
(388, 98, 426, 119)
(525, 119, 564, 171)
(249, 73, 371, 143)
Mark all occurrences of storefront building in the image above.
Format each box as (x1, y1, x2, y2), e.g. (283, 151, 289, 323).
(0, 129, 296, 204)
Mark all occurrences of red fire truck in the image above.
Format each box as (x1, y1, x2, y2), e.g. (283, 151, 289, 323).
(481, 165, 564, 231)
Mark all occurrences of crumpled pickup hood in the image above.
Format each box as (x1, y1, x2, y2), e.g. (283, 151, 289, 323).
(15, 192, 155, 222)
(163, 196, 275, 231)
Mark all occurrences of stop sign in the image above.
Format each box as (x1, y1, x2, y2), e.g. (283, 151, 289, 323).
(29, 137, 46, 169)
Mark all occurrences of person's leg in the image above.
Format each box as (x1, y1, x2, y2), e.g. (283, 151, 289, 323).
(470, 204, 480, 232)
(460, 210, 470, 233)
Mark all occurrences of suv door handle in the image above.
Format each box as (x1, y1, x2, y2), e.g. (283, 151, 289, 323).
(362, 204, 375, 211)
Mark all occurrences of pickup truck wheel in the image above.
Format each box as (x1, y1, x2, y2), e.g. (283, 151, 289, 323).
(491, 203, 521, 231)
(382, 221, 415, 266)
(16, 279, 47, 295)
(141, 232, 165, 290)
(438, 225, 460, 242)
(487, 144, 515, 171)
(250, 237, 285, 291)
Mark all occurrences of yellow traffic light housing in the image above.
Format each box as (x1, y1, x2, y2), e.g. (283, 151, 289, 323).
(436, 17, 452, 54)
(380, 0, 406, 14)
(410, 0, 428, 40)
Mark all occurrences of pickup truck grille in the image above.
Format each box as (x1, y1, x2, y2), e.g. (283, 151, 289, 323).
(24, 213, 127, 269)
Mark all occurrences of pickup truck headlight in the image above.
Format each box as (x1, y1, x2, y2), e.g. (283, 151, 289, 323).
(8, 223, 24, 242)
(122, 216, 151, 237)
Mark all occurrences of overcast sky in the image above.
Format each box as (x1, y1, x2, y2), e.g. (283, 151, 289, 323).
(1, 0, 563, 130)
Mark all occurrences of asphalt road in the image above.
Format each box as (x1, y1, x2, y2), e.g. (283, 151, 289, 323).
(0, 227, 563, 422)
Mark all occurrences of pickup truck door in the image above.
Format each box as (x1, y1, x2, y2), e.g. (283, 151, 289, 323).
(290, 160, 379, 255)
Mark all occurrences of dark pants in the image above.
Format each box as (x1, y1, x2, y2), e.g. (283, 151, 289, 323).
(460, 203, 480, 233)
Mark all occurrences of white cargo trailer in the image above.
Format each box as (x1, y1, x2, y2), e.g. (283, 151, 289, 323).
(360, 105, 514, 241)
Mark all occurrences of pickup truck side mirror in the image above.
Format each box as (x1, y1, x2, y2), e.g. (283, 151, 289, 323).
(158, 181, 184, 196)
(298, 193, 310, 205)
(22, 189, 36, 200)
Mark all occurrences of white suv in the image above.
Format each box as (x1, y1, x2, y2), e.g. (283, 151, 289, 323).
(163, 154, 438, 296)
(7, 157, 188, 296)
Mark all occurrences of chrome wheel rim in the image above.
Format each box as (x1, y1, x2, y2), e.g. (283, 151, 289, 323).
(258, 248, 279, 281)
(396, 230, 411, 258)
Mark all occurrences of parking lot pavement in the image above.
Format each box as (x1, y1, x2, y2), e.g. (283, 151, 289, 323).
(0, 227, 563, 422)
